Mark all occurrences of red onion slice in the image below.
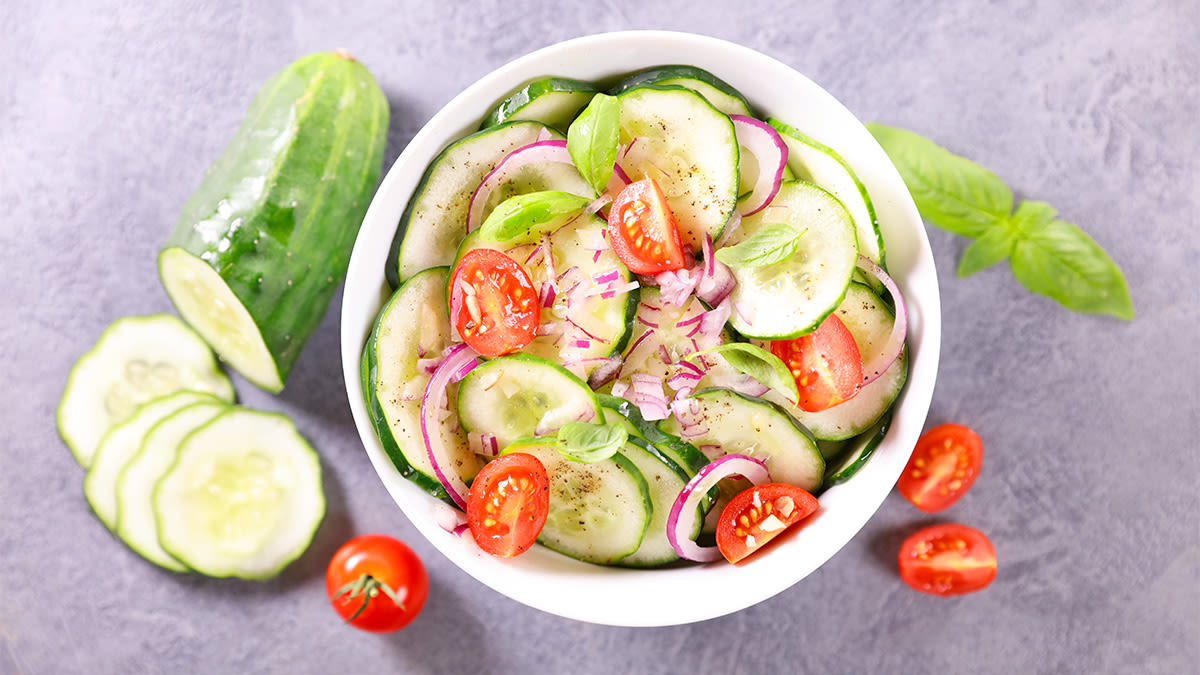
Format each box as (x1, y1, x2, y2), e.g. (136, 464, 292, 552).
(467, 140, 576, 232)
(855, 255, 908, 387)
(666, 454, 771, 562)
(696, 235, 736, 307)
(731, 115, 787, 217)
(420, 343, 480, 509)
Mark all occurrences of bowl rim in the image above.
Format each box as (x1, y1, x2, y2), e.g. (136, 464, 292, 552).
(340, 29, 940, 627)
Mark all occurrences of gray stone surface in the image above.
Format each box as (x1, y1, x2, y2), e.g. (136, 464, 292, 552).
(2, 0, 1197, 672)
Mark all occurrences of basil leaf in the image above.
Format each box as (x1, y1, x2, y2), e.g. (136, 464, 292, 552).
(715, 223, 805, 268)
(957, 222, 1017, 277)
(688, 342, 799, 403)
(555, 421, 628, 463)
(567, 93, 619, 196)
(866, 123, 1012, 237)
(1009, 216, 1135, 320)
(478, 190, 591, 242)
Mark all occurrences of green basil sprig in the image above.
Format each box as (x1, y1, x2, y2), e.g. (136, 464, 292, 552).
(555, 420, 628, 463)
(714, 223, 806, 268)
(688, 342, 799, 403)
(567, 93, 620, 196)
(477, 190, 591, 242)
(867, 123, 1134, 320)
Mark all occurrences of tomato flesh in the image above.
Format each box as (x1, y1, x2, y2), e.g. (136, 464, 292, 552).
(715, 483, 819, 563)
(606, 177, 687, 274)
(771, 314, 864, 412)
(326, 534, 429, 632)
(467, 453, 550, 558)
(898, 523, 997, 596)
(449, 248, 539, 357)
(897, 423, 984, 513)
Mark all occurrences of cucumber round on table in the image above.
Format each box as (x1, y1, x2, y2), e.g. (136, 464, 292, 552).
(387, 121, 558, 287)
(456, 354, 601, 450)
(764, 282, 909, 441)
(502, 439, 650, 565)
(114, 399, 230, 571)
(84, 390, 224, 531)
(363, 267, 483, 500)
(154, 407, 325, 580)
(57, 314, 235, 468)
(608, 65, 753, 118)
(159, 50, 389, 393)
(615, 85, 739, 251)
(724, 180, 859, 340)
(481, 77, 600, 132)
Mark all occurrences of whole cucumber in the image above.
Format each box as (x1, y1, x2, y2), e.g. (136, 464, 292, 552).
(159, 50, 388, 391)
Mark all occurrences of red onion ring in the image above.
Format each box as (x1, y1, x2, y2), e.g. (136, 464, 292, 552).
(855, 255, 908, 387)
(731, 115, 787, 216)
(420, 343, 479, 509)
(666, 454, 771, 562)
(467, 140, 575, 232)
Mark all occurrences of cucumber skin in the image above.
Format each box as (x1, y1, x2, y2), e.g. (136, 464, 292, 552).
(162, 52, 389, 390)
(606, 65, 753, 115)
(480, 77, 600, 131)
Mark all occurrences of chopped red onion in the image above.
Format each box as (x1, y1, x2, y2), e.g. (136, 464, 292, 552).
(666, 454, 771, 562)
(420, 343, 480, 509)
(699, 297, 732, 338)
(653, 267, 700, 306)
(610, 379, 630, 399)
(630, 373, 670, 421)
(593, 269, 621, 285)
(730, 115, 788, 216)
(586, 357, 623, 389)
(855, 255, 908, 387)
(468, 430, 500, 458)
(696, 235, 736, 307)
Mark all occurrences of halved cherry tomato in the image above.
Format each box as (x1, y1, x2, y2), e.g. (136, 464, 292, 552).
(770, 313, 864, 412)
(898, 523, 997, 596)
(606, 177, 687, 274)
(449, 248, 539, 357)
(467, 452, 550, 557)
(326, 534, 429, 632)
(897, 423, 983, 513)
(715, 483, 819, 563)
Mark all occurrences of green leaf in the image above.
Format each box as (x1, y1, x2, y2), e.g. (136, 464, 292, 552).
(1009, 216, 1135, 320)
(688, 343, 799, 403)
(866, 123, 1012, 237)
(555, 421, 628, 463)
(477, 190, 591, 242)
(567, 93, 620, 195)
(714, 223, 805, 268)
(1010, 199, 1058, 232)
(957, 223, 1017, 277)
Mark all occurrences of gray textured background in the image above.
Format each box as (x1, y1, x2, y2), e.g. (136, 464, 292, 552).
(2, 1, 1197, 673)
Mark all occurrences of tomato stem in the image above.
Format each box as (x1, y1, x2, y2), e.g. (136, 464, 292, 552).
(333, 573, 404, 623)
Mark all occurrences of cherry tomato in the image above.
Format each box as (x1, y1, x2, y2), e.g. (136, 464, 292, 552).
(449, 248, 539, 357)
(770, 313, 864, 412)
(897, 424, 984, 512)
(898, 523, 997, 596)
(467, 453, 550, 557)
(326, 534, 428, 632)
(715, 483, 819, 563)
(606, 177, 687, 274)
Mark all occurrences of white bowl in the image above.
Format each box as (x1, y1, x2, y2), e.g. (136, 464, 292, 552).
(341, 30, 940, 627)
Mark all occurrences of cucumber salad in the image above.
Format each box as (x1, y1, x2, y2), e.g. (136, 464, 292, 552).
(363, 65, 909, 567)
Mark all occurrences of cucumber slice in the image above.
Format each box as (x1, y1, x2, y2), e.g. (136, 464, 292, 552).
(502, 439, 650, 565)
(615, 86, 739, 251)
(481, 77, 600, 132)
(763, 283, 909, 440)
(57, 314, 235, 468)
(451, 214, 637, 378)
(822, 412, 891, 489)
(114, 399, 229, 571)
(389, 121, 557, 286)
(84, 391, 222, 530)
(724, 180, 858, 339)
(769, 118, 885, 270)
(456, 354, 601, 449)
(364, 267, 483, 500)
(154, 408, 325, 579)
(598, 394, 710, 476)
(661, 388, 825, 493)
(608, 65, 753, 117)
